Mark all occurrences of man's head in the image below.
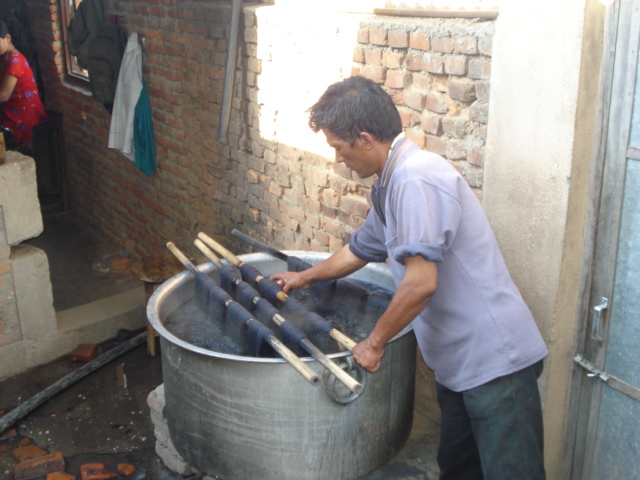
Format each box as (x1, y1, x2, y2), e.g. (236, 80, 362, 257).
(308, 76, 402, 146)
(308, 77, 402, 178)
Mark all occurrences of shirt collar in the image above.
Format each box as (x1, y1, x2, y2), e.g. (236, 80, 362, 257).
(379, 133, 407, 187)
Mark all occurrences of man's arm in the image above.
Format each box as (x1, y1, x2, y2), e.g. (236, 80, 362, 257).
(270, 244, 368, 293)
(353, 255, 437, 373)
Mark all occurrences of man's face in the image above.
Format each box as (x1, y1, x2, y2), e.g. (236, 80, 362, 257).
(322, 129, 380, 179)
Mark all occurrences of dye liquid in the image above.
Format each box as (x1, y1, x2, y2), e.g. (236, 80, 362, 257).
(163, 275, 392, 358)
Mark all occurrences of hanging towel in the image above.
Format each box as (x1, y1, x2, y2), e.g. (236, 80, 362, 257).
(134, 78, 156, 176)
(108, 32, 142, 160)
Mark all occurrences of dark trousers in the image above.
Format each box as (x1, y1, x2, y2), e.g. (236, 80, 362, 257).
(436, 361, 546, 480)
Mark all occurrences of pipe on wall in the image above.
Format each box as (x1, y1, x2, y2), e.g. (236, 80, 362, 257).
(218, 0, 243, 142)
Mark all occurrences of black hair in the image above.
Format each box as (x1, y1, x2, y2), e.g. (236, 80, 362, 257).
(0, 21, 8, 38)
(307, 76, 402, 146)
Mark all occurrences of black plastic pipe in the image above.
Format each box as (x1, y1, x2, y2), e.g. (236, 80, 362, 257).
(0, 332, 147, 434)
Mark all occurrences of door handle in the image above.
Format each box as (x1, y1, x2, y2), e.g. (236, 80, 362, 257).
(591, 297, 608, 342)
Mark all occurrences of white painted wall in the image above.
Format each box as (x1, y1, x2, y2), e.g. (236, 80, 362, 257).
(484, 0, 605, 477)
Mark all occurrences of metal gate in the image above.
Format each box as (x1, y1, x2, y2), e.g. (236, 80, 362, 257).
(571, 1, 640, 478)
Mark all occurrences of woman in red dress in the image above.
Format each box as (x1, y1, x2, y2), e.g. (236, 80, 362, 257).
(0, 20, 47, 152)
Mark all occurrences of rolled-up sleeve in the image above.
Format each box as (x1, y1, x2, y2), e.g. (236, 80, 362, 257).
(349, 209, 388, 263)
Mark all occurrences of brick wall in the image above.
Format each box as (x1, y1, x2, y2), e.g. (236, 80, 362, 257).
(24, 1, 493, 260)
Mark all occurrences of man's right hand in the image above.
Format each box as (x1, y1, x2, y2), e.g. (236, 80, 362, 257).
(269, 271, 312, 293)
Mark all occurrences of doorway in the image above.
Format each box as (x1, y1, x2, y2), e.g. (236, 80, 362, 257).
(570, 1, 640, 478)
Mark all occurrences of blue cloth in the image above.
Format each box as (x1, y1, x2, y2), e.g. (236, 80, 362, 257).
(133, 79, 156, 176)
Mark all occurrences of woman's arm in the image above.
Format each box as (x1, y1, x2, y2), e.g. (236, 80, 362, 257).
(0, 74, 17, 103)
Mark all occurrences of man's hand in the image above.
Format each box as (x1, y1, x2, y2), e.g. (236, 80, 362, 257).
(269, 271, 312, 294)
(352, 337, 385, 373)
(270, 245, 368, 294)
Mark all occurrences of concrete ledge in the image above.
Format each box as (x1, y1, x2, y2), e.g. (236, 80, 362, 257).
(0, 152, 43, 246)
(0, 235, 147, 381)
(57, 288, 145, 333)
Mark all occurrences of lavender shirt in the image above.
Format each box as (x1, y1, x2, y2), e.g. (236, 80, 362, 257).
(350, 140, 548, 391)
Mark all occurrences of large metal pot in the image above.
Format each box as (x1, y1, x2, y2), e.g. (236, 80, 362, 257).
(148, 252, 416, 480)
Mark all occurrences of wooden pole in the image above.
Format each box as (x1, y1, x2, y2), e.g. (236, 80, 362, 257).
(197, 232, 358, 351)
(194, 239, 364, 395)
(166, 242, 319, 387)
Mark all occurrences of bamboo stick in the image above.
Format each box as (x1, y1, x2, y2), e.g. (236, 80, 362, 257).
(166, 242, 319, 387)
(197, 232, 358, 352)
(194, 239, 363, 395)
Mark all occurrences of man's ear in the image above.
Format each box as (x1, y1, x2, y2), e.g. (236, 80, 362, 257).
(359, 132, 375, 150)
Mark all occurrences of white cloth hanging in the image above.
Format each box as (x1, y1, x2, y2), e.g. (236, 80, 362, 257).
(108, 32, 142, 160)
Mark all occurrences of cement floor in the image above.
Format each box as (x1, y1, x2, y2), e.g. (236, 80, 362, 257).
(0, 211, 441, 480)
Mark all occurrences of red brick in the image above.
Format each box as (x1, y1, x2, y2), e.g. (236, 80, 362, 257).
(340, 195, 370, 220)
(0, 428, 17, 440)
(432, 36, 454, 53)
(409, 31, 430, 51)
(314, 229, 330, 247)
(47, 474, 75, 480)
(14, 452, 66, 480)
(478, 36, 493, 56)
(468, 148, 485, 168)
(364, 48, 382, 66)
(421, 115, 442, 135)
(388, 29, 409, 48)
(117, 463, 135, 476)
(475, 81, 490, 102)
(383, 51, 404, 69)
(79, 463, 118, 480)
(449, 80, 477, 102)
(362, 65, 385, 84)
(403, 91, 425, 111)
(399, 110, 420, 128)
(469, 58, 492, 79)
(385, 70, 406, 89)
(470, 102, 489, 124)
(422, 53, 444, 74)
(68, 343, 99, 362)
(412, 72, 431, 89)
(12, 445, 49, 462)
(442, 118, 468, 138)
(426, 93, 448, 114)
(444, 55, 469, 76)
(368, 28, 388, 46)
(404, 53, 422, 71)
(453, 36, 479, 54)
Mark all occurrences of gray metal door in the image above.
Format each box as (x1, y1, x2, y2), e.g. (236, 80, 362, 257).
(571, 1, 640, 479)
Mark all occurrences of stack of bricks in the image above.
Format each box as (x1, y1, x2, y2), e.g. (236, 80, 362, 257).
(351, 17, 493, 198)
(1, 427, 137, 479)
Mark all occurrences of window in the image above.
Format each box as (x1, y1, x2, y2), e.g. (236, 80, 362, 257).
(59, 0, 89, 81)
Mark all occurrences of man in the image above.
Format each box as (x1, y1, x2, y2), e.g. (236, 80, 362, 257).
(270, 76, 548, 479)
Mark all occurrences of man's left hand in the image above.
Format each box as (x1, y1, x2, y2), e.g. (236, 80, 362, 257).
(352, 337, 385, 373)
